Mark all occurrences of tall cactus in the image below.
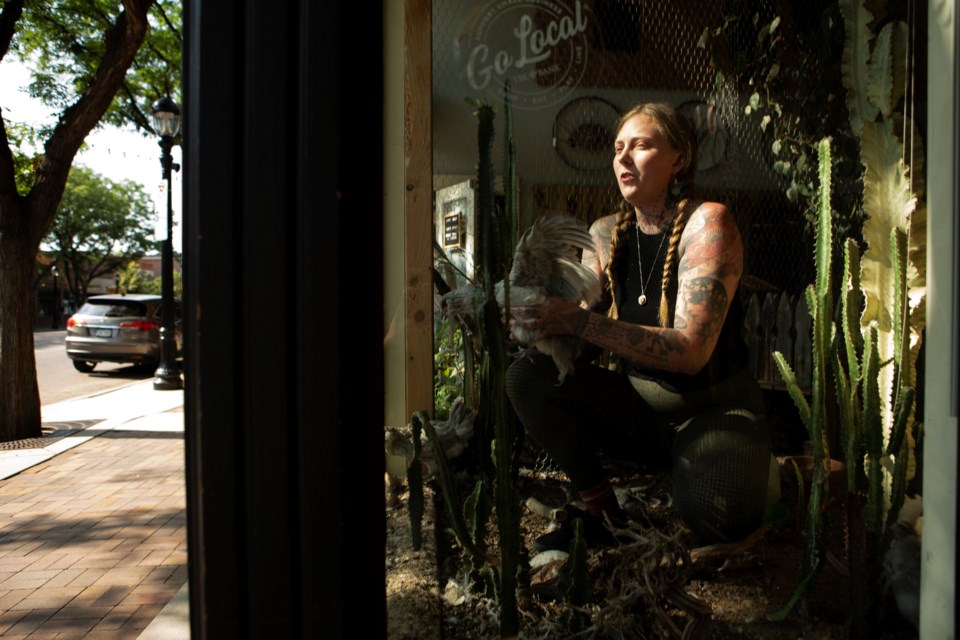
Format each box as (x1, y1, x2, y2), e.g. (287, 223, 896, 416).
(838, 0, 925, 512)
(770, 0, 926, 629)
(476, 90, 523, 639)
(431, 93, 522, 638)
(769, 137, 835, 620)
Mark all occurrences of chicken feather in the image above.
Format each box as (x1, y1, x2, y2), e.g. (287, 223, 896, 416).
(441, 214, 601, 384)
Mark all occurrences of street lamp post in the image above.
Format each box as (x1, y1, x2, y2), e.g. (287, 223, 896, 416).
(151, 96, 184, 391)
(51, 264, 60, 330)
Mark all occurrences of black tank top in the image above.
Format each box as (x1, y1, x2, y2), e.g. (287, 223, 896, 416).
(616, 223, 748, 393)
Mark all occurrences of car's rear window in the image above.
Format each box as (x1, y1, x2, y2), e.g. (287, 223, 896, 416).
(77, 301, 149, 318)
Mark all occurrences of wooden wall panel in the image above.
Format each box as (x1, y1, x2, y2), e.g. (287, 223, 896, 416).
(404, 0, 435, 419)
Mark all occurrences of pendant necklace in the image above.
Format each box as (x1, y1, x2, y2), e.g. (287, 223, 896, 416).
(635, 221, 669, 306)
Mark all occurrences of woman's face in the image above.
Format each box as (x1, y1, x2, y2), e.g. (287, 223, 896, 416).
(613, 114, 682, 210)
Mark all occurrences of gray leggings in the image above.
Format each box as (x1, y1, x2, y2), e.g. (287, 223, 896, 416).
(505, 350, 772, 544)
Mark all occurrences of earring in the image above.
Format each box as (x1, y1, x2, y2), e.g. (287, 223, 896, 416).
(669, 179, 682, 197)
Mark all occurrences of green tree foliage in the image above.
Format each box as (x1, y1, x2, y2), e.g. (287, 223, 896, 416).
(3, 122, 42, 195)
(116, 259, 149, 293)
(44, 165, 156, 305)
(0, 0, 180, 442)
(10, 0, 182, 136)
(116, 257, 182, 299)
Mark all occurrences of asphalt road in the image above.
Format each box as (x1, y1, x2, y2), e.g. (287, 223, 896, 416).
(34, 329, 154, 406)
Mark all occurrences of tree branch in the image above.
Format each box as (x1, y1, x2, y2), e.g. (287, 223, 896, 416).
(0, 111, 23, 223)
(0, 0, 24, 61)
(0, 0, 26, 219)
(24, 0, 154, 246)
(153, 2, 181, 42)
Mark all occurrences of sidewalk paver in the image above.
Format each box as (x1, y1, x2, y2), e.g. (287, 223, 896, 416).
(0, 381, 187, 639)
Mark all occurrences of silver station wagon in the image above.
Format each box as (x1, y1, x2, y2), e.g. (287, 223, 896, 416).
(64, 294, 182, 374)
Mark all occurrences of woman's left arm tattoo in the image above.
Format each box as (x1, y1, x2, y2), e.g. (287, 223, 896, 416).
(676, 277, 728, 340)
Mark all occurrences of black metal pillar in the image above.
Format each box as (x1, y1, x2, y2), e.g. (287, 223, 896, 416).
(183, 0, 386, 637)
(154, 134, 183, 390)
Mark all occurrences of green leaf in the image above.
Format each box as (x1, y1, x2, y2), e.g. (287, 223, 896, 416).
(697, 26, 709, 49)
(774, 160, 792, 175)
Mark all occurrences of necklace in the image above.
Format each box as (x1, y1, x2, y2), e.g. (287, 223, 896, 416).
(635, 222, 669, 306)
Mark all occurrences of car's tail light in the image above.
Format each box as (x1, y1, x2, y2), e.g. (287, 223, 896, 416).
(119, 320, 158, 331)
(66, 317, 83, 327)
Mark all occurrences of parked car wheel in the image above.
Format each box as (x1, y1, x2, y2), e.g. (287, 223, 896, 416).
(72, 360, 96, 373)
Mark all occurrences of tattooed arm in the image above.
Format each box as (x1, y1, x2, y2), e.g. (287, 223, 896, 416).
(517, 202, 742, 375)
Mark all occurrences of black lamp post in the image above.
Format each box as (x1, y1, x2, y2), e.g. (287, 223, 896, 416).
(50, 264, 61, 330)
(151, 96, 184, 391)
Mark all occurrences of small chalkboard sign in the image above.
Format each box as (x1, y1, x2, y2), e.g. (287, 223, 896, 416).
(443, 211, 463, 248)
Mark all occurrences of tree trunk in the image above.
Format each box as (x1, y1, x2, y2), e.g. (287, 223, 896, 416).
(0, 231, 42, 441)
(0, 0, 152, 443)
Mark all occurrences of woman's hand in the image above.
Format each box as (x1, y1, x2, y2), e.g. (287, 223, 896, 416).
(507, 297, 591, 341)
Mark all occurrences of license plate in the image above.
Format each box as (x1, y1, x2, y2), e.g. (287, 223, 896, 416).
(93, 328, 113, 338)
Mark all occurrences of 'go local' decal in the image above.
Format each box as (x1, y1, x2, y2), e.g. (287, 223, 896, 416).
(458, 0, 590, 110)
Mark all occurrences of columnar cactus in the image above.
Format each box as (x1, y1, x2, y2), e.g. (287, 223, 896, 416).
(423, 90, 524, 638)
(771, 1, 925, 628)
(770, 138, 835, 619)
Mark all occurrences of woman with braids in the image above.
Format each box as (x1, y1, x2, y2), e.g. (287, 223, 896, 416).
(506, 102, 774, 551)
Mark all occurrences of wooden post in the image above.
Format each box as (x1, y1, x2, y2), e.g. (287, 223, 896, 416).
(404, 0, 435, 420)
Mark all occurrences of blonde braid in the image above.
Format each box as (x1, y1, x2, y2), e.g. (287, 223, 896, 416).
(658, 198, 694, 327)
(604, 203, 635, 321)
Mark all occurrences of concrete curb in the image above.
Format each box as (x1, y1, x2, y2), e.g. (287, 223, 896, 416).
(1, 379, 184, 479)
(138, 582, 190, 639)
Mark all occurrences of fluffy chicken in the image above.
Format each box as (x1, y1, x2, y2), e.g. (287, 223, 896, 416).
(385, 396, 477, 477)
(441, 213, 601, 384)
(885, 494, 922, 632)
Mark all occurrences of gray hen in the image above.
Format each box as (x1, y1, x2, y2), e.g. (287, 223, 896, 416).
(885, 495, 922, 632)
(441, 213, 601, 384)
(385, 397, 477, 476)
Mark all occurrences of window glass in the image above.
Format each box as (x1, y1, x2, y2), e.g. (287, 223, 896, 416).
(77, 301, 148, 318)
(432, 0, 818, 293)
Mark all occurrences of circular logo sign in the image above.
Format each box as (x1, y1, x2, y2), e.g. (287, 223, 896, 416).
(457, 0, 590, 111)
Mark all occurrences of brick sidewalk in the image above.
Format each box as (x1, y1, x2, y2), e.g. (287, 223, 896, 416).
(0, 411, 186, 639)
